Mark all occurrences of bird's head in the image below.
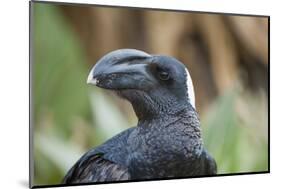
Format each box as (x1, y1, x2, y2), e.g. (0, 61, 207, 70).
(87, 49, 196, 120)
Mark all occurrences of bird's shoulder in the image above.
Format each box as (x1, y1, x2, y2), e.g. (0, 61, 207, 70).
(62, 154, 129, 183)
(94, 127, 135, 163)
(63, 127, 136, 183)
(199, 148, 217, 175)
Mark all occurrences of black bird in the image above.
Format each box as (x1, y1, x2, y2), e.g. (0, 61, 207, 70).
(63, 49, 217, 184)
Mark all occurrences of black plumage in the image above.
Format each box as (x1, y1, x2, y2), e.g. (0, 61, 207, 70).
(63, 49, 217, 184)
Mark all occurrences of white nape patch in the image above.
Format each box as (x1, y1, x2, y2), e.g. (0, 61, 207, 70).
(185, 68, 196, 109)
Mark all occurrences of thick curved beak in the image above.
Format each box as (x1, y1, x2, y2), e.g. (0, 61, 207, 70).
(87, 49, 152, 90)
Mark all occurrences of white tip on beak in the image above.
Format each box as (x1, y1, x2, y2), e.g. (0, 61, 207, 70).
(87, 72, 98, 85)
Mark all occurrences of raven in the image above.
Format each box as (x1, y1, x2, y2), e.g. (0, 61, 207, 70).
(63, 49, 217, 184)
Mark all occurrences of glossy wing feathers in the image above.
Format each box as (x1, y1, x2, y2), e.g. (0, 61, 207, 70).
(63, 154, 130, 184)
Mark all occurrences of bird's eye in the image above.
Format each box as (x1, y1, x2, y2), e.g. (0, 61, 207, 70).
(158, 71, 170, 80)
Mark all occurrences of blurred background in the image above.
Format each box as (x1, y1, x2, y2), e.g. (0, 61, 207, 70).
(32, 2, 268, 185)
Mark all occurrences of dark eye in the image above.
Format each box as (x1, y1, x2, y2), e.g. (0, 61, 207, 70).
(158, 71, 170, 80)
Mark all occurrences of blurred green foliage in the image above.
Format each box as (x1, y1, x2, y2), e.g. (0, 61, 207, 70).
(32, 3, 268, 186)
(202, 91, 268, 173)
(33, 3, 91, 184)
